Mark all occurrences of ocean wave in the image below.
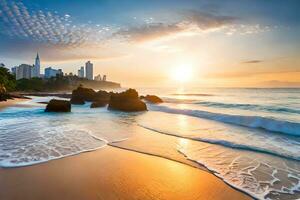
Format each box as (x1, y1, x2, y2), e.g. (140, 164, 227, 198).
(138, 124, 300, 161)
(194, 101, 300, 114)
(164, 98, 300, 114)
(150, 105, 300, 136)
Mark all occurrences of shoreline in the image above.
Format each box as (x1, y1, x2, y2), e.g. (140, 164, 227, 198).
(0, 146, 250, 200)
(0, 94, 252, 199)
(0, 98, 30, 110)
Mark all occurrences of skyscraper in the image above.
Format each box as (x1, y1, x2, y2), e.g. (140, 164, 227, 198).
(16, 64, 33, 80)
(78, 66, 84, 78)
(85, 61, 93, 80)
(44, 67, 63, 78)
(32, 53, 40, 77)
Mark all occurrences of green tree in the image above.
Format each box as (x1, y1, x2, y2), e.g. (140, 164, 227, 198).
(0, 66, 16, 91)
(16, 78, 45, 91)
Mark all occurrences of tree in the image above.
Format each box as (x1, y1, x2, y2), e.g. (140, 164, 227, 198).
(0, 66, 16, 91)
(16, 78, 45, 91)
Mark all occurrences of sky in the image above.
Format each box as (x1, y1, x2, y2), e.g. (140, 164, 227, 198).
(0, 0, 300, 87)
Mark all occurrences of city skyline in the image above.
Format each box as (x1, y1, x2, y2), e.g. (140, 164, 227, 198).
(0, 0, 300, 87)
(11, 53, 108, 81)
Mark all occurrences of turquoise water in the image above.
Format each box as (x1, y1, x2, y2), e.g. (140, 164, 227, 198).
(0, 88, 299, 200)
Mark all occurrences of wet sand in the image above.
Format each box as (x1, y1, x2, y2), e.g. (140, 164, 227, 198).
(0, 98, 28, 110)
(0, 147, 250, 200)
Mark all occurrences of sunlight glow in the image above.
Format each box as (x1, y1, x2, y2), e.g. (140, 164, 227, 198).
(171, 65, 193, 83)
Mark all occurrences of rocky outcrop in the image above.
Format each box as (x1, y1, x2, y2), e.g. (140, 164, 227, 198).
(143, 95, 163, 104)
(70, 85, 96, 104)
(45, 99, 71, 112)
(70, 98, 85, 105)
(0, 84, 10, 101)
(108, 89, 147, 112)
(90, 91, 110, 108)
(71, 85, 111, 105)
(90, 100, 108, 108)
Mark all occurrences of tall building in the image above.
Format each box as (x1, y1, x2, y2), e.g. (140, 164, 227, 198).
(16, 64, 33, 80)
(85, 61, 93, 80)
(103, 75, 107, 81)
(44, 67, 63, 78)
(32, 53, 40, 78)
(78, 66, 84, 78)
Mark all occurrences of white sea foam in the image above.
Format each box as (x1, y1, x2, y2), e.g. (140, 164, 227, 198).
(1, 88, 300, 200)
(150, 105, 300, 136)
(0, 97, 131, 167)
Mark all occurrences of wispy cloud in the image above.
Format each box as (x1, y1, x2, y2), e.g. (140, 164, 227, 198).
(242, 60, 264, 64)
(0, 0, 274, 61)
(115, 23, 184, 42)
(181, 10, 237, 30)
(116, 9, 271, 43)
(0, 0, 115, 47)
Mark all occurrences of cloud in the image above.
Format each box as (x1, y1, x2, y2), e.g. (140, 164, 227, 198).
(0, 1, 274, 61)
(0, 0, 114, 47)
(115, 23, 185, 42)
(0, 0, 125, 61)
(242, 60, 263, 64)
(0, 35, 127, 62)
(116, 9, 269, 43)
(181, 10, 237, 30)
(115, 11, 237, 42)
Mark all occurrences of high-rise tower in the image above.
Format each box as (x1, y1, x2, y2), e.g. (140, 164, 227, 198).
(33, 53, 40, 77)
(85, 61, 93, 80)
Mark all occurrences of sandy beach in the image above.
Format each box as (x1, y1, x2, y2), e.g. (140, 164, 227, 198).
(0, 98, 251, 200)
(0, 147, 250, 200)
(0, 98, 29, 110)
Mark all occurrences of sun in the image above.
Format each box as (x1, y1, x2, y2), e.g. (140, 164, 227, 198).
(171, 65, 193, 83)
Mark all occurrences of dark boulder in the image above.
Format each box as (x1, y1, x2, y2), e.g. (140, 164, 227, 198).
(70, 85, 96, 104)
(70, 85, 112, 105)
(90, 100, 108, 108)
(90, 91, 111, 108)
(45, 99, 71, 112)
(108, 89, 147, 112)
(0, 84, 10, 101)
(94, 90, 110, 102)
(144, 95, 163, 104)
(70, 98, 85, 105)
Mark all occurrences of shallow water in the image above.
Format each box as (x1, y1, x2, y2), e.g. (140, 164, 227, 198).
(0, 88, 299, 200)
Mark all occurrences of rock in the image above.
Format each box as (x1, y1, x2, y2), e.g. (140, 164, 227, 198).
(90, 100, 107, 108)
(0, 84, 9, 101)
(70, 98, 85, 105)
(90, 91, 110, 108)
(70, 85, 112, 105)
(45, 99, 71, 112)
(71, 85, 97, 104)
(108, 89, 147, 112)
(144, 95, 163, 104)
(94, 90, 110, 102)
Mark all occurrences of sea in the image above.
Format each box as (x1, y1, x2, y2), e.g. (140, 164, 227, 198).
(0, 87, 299, 200)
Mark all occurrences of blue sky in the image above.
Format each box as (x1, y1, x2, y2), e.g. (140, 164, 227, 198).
(0, 0, 299, 87)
